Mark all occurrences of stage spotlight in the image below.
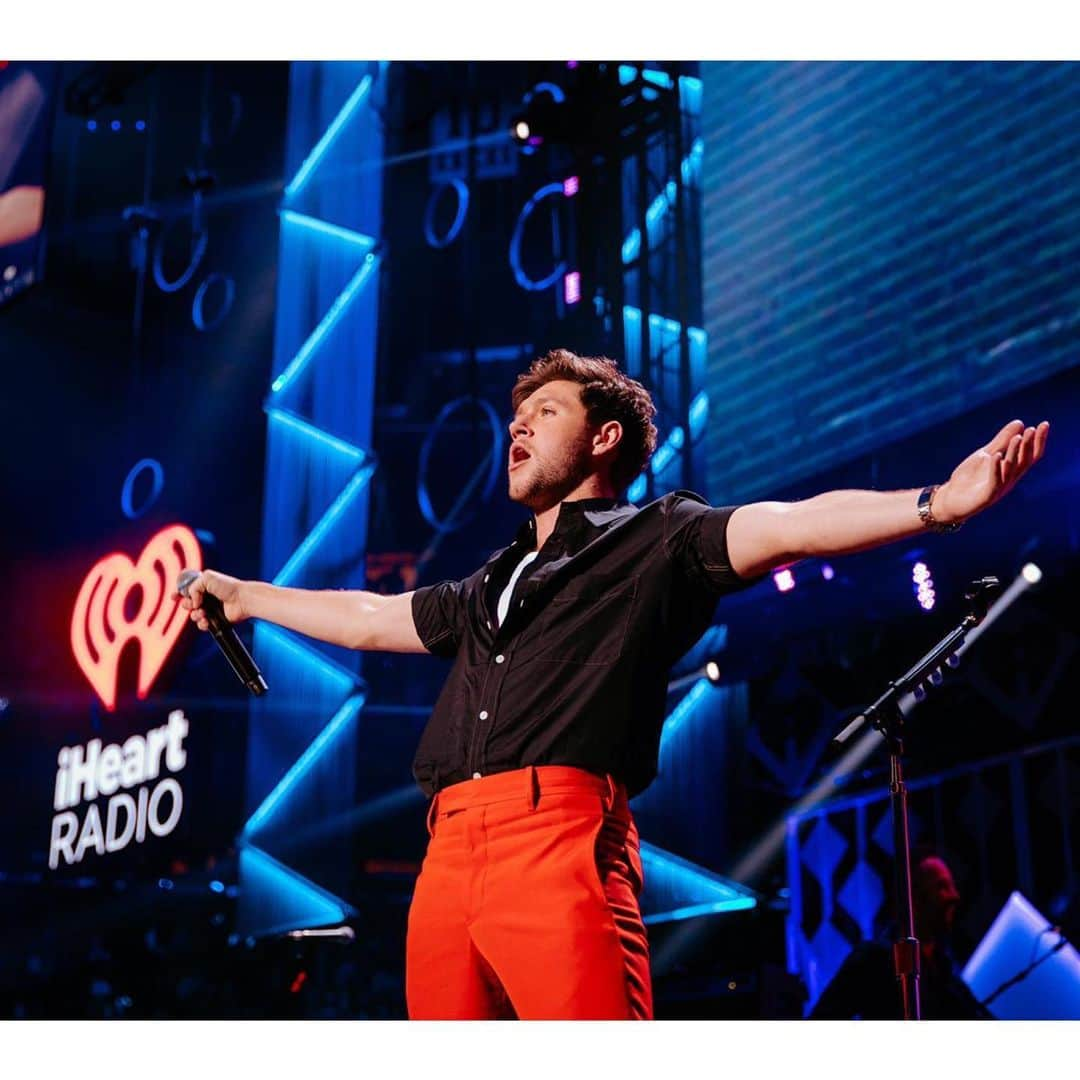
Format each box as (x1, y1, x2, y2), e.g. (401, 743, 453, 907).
(773, 568, 795, 593)
(912, 560, 936, 611)
(821, 563, 835, 581)
(513, 119, 531, 142)
(563, 271, 581, 305)
(704, 660, 721, 684)
(1022, 562, 1043, 584)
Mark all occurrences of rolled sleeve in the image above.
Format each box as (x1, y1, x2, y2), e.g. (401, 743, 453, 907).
(410, 579, 467, 658)
(663, 491, 761, 594)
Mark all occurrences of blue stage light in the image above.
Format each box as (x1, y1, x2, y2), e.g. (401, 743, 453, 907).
(258, 622, 359, 694)
(660, 677, 711, 747)
(639, 841, 757, 925)
(688, 391, 709, 438)
(270, 255, 379, 396)
(111, 120, 121, 131)
(238, 845, 351, 936)
(284, 75, 372, 201)
(244, 693, 366, 838)
(509, 182, 568, 291)
(86, 120, 97, 132)
(273, 465, 376, 587)
(267, 407, 366, 461)
(280, 209, 375, 250)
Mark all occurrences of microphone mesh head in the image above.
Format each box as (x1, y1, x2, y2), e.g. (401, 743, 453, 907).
(176, 570, 201, 597)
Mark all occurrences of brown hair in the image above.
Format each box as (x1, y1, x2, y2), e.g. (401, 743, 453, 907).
(511, 349, 658, 492)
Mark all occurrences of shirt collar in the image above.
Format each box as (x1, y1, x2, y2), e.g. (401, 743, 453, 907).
(511, 497, 630, 553)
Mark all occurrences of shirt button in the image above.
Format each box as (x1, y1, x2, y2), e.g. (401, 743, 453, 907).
(472, 771, 482, 780)
(479, 710, 488, 720)
(495, 654, 505, 664)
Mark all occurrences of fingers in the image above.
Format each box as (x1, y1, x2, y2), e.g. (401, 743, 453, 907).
(999, 420, 1049, 487)
(1004, 431, 1022, 469)
(173, 571, 206, 613)
(1033, 419, 1050, 461)
(986, 419, 1024, 455)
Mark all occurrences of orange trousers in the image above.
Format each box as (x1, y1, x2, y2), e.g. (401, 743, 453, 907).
(405, 765, 653, 1019)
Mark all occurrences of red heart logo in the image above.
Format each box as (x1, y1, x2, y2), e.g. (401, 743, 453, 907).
(70, 525, 203, 711)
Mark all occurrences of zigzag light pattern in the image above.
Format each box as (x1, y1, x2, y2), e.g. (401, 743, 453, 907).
(241, 67, 382, 934)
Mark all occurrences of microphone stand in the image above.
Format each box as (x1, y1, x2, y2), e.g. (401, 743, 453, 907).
(832, 577, 1000, 1021)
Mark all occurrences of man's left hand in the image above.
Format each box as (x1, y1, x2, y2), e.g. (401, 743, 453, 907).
(933, 419, 1050, 525)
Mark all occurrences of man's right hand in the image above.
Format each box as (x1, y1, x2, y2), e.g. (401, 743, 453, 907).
(174, 569, 248, 631)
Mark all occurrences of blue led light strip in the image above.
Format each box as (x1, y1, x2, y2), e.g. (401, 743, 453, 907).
(245, 69, 382, 937)
(238, 844, 352, 935)
(270, 254, 379, 397)
(281, 208, 376, 249)
(659, 677, 711, 751)
(639, 840, 757, 925)
(623, 307, 708, 505)
(284, 75, 373, 201)
(621, 139, 704, 265)
(267, 407, 368, 461)
(272, 466, 375, 588)
(257, 622, 360, 692)
(244, 693, 366, 838)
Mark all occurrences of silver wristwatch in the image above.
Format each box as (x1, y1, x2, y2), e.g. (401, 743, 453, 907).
(917, 485, 962, 533)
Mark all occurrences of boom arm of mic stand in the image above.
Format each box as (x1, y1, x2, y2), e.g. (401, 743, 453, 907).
(833, 614, 978, 746)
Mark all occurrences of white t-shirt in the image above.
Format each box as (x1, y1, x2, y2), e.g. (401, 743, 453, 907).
(496, 550, 539, 627)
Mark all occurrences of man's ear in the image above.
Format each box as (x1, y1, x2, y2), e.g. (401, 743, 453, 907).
(593, 420, 623, 458)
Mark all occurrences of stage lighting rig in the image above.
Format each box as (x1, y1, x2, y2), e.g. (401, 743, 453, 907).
(510, 87, 575, 152)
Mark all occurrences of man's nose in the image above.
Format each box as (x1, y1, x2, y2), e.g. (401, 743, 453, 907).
(509, 417, 529, 439)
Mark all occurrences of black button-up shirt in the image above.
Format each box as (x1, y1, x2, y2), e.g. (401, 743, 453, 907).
(410, 491, 760, 799)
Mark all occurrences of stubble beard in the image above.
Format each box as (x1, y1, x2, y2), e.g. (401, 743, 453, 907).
(508, 432, 593, 511)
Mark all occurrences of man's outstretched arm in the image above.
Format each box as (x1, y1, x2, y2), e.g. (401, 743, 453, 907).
(174, 572, 429, 654)
(726, 419, 1050, 579)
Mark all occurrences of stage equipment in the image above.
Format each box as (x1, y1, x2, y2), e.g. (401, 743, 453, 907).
(831, 576, 1001, 1020)
(176, 570, 268, 697)
(964, 892, 1080, 1019)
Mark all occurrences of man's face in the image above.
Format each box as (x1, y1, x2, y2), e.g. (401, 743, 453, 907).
(507, 379, 596, 510)
(914, 856, 961, 940)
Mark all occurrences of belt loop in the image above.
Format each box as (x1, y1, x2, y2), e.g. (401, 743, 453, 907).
(425, 793, 440, 838)
(526, 765, 539, 812)
(603, 774, 617, 812)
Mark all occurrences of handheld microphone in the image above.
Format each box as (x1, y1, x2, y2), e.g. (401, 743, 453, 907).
(176, 570, 268, 696)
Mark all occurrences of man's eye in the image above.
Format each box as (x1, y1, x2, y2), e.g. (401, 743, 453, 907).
(541, 407, 555, 416)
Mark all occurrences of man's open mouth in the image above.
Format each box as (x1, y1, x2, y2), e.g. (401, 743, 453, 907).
(509, 445, 531, 471)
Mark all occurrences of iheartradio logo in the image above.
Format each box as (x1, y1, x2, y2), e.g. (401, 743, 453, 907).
(70, 525, 202, 711)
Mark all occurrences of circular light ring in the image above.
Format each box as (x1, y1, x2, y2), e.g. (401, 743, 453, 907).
(120, 458, 165, 520)
(423, 178, 470, 250)
(192, 272, 236, 331)
(523, 81, 566, 106)
(509, 181, 568, 292)
(417, 396, 505, 533)
(152, 218, 209, 294)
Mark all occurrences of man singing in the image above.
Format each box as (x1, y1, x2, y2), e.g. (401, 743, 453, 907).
(177, 349, 1048, 1020)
